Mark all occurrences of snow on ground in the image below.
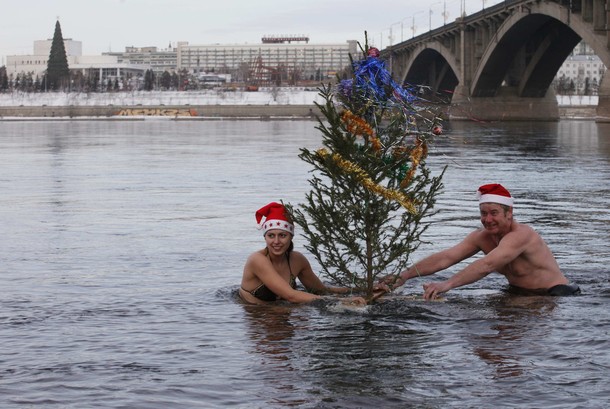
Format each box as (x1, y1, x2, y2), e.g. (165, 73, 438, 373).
(0, 88, 325, 107)
(0, 89, 596, 107)
(556, 94, 598, 106)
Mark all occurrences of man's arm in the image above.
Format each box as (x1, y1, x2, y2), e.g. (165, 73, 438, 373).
(423, 228, 530, 299)
(381, 231, 482, 290)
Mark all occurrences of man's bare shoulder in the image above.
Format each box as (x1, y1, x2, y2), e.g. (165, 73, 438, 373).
(508, 221, 538, 237)
(449, 229, 488, 254)
(499, 222, 541, 250)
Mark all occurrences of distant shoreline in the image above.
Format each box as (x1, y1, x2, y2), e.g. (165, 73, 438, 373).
(0, 90, 598, 120)
(0, 89, 325, 120)
(0, 105, 597, 121)
(0, 104, 323, 121)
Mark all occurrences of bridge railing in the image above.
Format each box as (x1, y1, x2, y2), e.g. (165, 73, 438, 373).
(374, 0, 509, 48)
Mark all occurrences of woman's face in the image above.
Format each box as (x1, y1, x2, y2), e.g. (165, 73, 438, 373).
(264, 229, 292, 255)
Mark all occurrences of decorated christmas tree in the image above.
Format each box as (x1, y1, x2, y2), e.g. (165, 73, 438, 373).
(287, 36, 446, 302)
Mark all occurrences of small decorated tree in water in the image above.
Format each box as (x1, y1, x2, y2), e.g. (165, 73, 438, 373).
(287, 37, 446, 302)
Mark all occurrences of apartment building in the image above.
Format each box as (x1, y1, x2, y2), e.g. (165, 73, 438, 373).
(176, 38, 359, 83)
(555, 41, 606, 94)
(104, 45, 178, 73)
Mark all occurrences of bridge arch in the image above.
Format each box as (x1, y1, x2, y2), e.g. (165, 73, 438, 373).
(400, 41, 460, 102)
(472, 2, 588, 98)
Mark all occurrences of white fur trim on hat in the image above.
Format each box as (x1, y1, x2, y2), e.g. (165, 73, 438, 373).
(478, 193, 514, 207)
(261, 219, 294, 235)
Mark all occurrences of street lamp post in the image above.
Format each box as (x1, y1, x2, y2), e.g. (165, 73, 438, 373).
(389, 21, 402, 46)
(410, 11, 424, 38)
(429, 2, 441, 32)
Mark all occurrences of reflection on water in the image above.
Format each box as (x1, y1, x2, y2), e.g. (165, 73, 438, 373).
(244, 305, 298, 361)
(0, 119, 609, 408)
(242, 304, 310, 407)
(470, 294, 558, 379)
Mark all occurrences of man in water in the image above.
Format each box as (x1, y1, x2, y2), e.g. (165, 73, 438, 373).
(378, 183, 580, 300)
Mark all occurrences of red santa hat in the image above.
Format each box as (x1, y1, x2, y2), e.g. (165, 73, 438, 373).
(477, 184, 514, 207)
(255, 202, 295, 235)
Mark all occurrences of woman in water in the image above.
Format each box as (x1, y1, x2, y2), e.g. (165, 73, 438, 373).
(239, 202, 365, 305)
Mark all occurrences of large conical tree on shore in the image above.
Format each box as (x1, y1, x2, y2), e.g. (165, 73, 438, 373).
(287, 35, 446, 302)
(46, 20, 70, 90)
(0, 66, 8, 91)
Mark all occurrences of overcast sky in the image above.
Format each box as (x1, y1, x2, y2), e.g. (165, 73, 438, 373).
(1, 0, 502, 64)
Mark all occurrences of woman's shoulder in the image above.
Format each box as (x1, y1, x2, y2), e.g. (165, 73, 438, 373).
(288, 250, 312, 268)
(288, 250, 307, 260)
(246, 249, 268, 263)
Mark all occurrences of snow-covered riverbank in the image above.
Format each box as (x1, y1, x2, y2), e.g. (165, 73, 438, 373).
(0, 89, 324, 107)
(556, 95, 598, 106)
(0, 89, 598, 107)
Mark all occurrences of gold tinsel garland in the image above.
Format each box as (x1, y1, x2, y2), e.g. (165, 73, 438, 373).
(400, 137, 428, 188)
(341, 110, 382, 154)
(341, 110, 375, 138)
(317, 148, 417, 214)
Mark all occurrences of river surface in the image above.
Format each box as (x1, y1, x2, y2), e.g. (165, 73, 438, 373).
(0, 119, 609, 408)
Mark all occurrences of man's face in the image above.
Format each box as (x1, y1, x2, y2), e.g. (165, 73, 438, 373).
(479, 203, 512, 234)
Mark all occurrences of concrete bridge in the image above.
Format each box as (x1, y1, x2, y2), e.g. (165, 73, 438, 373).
(382, 0, 610, 121)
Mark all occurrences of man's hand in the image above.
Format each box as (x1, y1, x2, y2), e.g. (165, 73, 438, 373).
(340, 296, 367, 306)
(422, 281, 450, 300)
(374, 274, 405, 293)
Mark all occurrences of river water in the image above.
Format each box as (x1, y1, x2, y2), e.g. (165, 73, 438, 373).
(0, 119, 608, 408)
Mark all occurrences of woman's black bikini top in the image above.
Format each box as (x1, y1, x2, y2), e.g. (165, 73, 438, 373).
(243, 252, 296, 302)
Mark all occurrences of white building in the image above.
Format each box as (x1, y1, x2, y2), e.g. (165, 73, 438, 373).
(7, 38, 83, 77)
(176, 38, 359, 83)
(555, 41, 607, 94)
(33, 38, 82, 58)
(104, 45, 178, 73)
(556, 55, 605, 93)
(6, 38, 147, 88)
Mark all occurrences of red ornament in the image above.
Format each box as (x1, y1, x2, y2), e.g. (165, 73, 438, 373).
(367, 47, 380, 58)
(432, 125, 443, 135)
